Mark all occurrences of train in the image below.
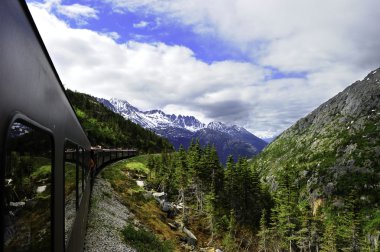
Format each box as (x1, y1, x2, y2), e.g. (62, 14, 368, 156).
(0, 0, 137, 251)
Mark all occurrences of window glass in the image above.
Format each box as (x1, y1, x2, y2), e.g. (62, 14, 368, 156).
(3, 120, 52, 251)
(64, 141, 77, 247)
(83, 151, 90, 187)
(78, 148, 84, 201)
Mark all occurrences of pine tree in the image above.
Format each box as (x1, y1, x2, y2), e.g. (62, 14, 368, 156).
(335, 193, 362, 252)
(176, 145, 189, 224)
(296, 201, 313, 252)
(187, 139, 203, 210)
(258, 209, 270, 252)
(321, 219, 337, 252)
(273, 166, 299, 251)
(224, 155, 236, 211)
(222, 210, 238, 252)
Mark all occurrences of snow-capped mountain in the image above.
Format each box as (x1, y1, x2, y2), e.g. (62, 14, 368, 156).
(99, 97, 267, 163)
(107, 98, 205, 132)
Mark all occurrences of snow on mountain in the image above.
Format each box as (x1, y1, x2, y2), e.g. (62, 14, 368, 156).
(103, 98, 205, 132)
(207, 121, 228, 131)
(207, 121, 247, 134)
(98, 97, 267, 163)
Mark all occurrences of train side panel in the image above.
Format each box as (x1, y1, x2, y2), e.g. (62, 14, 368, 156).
(0, 0, 91, 251)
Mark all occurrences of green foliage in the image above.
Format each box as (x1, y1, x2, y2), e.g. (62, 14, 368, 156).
(320, 219, 337, 252)
(257, 209, 270, 252)
(122, 225, 174, 252)
(66, 89, 173, 153)
(65, 162, 76, 195)
(125, 162, 149, 174)
(364, 210, 380, 234)
(31, 165, 51, 180)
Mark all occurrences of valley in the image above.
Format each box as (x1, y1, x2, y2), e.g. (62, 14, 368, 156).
(71, 68, 380, 251)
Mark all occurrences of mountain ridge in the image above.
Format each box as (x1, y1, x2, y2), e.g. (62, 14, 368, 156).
(98, 97, 267, 163)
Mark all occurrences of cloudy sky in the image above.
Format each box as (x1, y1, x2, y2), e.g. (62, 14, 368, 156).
(27, 0, 380, 138)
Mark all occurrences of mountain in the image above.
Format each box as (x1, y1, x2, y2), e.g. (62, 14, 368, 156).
(105, 98, 205, 131)
(66, 90, 173, 153)
(250, 68, 380, 249)
(99, 98, 267, 163)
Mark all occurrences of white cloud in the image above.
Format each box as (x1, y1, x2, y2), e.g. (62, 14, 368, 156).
(103, 31, 121, 40)
(58, 4, 98, 24)
(29, 0, 98, 25)
(102, 0, 380, 74)
(27, 1, 380, 138)
(104, 0, 379, 131)
(133, 21, 149, 28)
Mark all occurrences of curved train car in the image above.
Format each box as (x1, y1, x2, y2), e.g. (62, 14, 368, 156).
(0, 0, 136, 251)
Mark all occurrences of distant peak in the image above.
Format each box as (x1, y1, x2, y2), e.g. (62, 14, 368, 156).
(110, 97, 130, 105)
(109, 98, 139, 112)
(145, 109, 165, 115)
(207, 121, 228, 130)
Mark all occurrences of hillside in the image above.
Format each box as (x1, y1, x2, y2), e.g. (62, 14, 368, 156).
(251, 68, 380, 250)
(66, 90, 173, 153)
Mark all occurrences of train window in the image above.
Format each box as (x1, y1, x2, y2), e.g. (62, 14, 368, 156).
(83, 151, 89, 188)
(3, 120, 52, 251)
(64, 141, 77, 247)
(78, 147, 84, 201)
(86, 150, 95, 181)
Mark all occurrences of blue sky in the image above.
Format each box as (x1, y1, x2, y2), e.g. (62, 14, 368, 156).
(40, 0, 253, 63)
(27, 0, 380, 138)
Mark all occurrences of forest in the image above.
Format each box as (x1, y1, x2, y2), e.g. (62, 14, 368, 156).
(143, 138, 379, 251)
(144, 140, 271, 251)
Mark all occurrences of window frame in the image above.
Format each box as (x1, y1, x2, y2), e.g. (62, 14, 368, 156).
(63, 139, 80, 250)
(77, 147, 85, 206)
(1, 114, 55, 252)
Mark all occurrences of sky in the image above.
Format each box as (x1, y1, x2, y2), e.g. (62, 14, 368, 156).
(26, 0, 380, 138)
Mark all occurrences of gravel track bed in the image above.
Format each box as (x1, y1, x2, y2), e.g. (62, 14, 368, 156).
(84, 177, 136, 252)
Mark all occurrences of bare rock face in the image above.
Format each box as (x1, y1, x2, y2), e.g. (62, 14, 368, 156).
(292, 68, 380, 136)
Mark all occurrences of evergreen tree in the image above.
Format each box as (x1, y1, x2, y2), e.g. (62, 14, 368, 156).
(257, 209, 270, 252)
(176, 145, 190, 224)
(188, 139, 203, 211)
(296, 201, 313, 252)
(321, 219, 337, 252)
(224, 155, 236, 211)
(272, 166, 299, 251)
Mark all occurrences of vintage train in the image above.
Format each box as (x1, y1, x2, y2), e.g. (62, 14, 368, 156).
(0, 0, 136, 251)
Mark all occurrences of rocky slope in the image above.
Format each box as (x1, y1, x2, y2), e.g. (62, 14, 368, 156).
(251, 67, 380, 249)
(255, 67, 380, 181)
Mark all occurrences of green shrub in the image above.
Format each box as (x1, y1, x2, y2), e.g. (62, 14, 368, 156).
(122, 224, 173, 252)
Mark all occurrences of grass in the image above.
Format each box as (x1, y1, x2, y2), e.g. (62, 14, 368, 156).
(122, 224, 174, 252)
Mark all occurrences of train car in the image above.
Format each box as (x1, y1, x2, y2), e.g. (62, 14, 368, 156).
(0, 1, 136, 251)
